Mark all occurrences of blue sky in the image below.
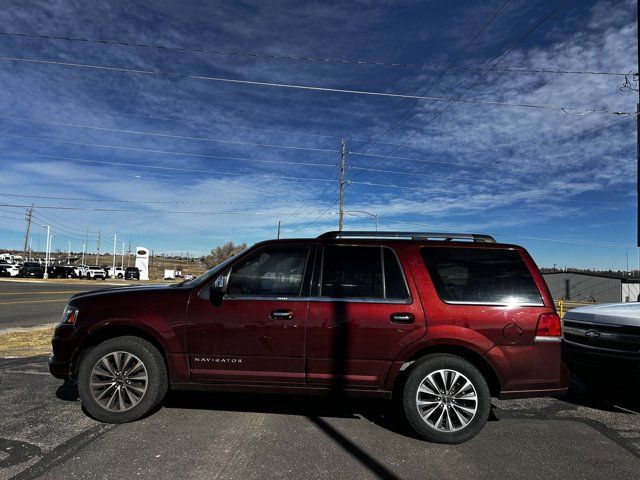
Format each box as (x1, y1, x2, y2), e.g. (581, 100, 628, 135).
(0, 0, 637, 269)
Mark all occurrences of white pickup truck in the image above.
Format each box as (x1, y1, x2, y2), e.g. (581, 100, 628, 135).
(85, 266, 106, 280)
(105, 266, 125, 279)
(0, 260, 19, 276)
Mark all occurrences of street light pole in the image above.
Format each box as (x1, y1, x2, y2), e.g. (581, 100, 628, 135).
(67, 241, 71, 264)
(81, 241, 86, 266)
(112, 234, 117, 279)
(121, 241, 125, 268)
(42, 225, 50, 279)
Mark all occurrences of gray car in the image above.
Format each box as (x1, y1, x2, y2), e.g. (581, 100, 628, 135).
(562, 302, 640, 388)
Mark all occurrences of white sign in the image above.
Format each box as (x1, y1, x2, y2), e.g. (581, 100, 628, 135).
(135, 247, 150, 280)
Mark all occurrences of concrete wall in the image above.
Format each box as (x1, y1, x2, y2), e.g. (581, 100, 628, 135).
(543, 273, 622, 303)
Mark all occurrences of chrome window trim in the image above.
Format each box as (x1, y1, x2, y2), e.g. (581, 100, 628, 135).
(442, 300, 545, 307)
(308, 296, 411, 305)
(222, 295, 411, 304)
(224, 295, 311, 302)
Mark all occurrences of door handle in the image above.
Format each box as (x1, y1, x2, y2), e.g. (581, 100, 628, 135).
(270, 309, 295, 320)
(390, 312, 414, 324)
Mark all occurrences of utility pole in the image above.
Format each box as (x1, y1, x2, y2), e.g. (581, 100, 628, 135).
(121, 242, 125, 268)
(127, 241, 131, 268)
(338, 139, 347, 232)
(95, 230, 101, 265)
(81, 241, 86, 266)
(637, 1, 639, 248)
(67, 241, 71, 264)
(23, 204, 34, 258)
(276, 220, 281, 239)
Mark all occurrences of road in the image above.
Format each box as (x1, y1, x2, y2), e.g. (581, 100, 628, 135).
(1, 356, 639, 480)
(0, 280, 128, 329)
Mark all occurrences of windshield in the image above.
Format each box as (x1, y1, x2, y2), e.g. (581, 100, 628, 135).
(180, 247, 251, 288)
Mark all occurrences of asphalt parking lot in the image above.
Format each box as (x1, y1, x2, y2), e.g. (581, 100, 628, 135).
(1, 356, 640, 480)
(1, 281, 640, 479)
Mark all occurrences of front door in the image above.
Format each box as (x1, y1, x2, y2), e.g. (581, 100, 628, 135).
(186, 244, 313, 384)
(305, 245, 425, 391)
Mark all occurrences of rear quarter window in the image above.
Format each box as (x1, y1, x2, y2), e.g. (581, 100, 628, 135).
(420, 247, 543, 306)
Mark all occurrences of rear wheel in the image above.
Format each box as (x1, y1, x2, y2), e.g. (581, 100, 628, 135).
(78, 336, 168, 423)
(401, 354, 490, 444)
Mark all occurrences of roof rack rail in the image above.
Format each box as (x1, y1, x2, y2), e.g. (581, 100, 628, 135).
(317, 231, 496, 243)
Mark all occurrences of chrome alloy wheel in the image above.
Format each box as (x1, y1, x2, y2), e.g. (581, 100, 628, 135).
(415, 369, 478, 432)
(89, 351, 148, 412)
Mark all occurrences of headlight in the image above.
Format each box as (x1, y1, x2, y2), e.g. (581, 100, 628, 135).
(61, 305, 79, 325)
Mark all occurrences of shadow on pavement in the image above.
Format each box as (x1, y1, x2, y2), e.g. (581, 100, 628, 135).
(557, 374, 640, 414)
(56, 381, 79, 401)
(308, 416, 403, 480)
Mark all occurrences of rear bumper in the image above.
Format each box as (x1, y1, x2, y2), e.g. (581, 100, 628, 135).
(485, 339, 569, 399)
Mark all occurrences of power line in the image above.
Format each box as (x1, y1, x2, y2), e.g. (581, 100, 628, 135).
(384, 219, 637, 248)
(0, 115, 339, 155)
(0, 56, 628, 115)
(347, 180, 635, 205)
(0, 30, 628, 77)
(349, 113, 636, 168)
(30, 214, 93, 242)
(1, 152, 337, 184)
(0, 192, 265, 205)
(356, 0, 516, 153)
(0, 213, 24, 221)
(0, 203, 343, 216)
(33, 207, 94, 232)
(0, 134, 338, 169)
(350, 0, 573, 182)
(31, 210, 95, 235)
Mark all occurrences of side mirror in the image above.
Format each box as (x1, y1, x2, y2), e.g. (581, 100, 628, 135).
(209, 273, 229, 306)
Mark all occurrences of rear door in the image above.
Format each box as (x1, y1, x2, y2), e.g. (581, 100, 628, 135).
(305, 244, 425, 390)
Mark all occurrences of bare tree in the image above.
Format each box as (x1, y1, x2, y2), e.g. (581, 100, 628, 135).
(203, 241, 247, 268)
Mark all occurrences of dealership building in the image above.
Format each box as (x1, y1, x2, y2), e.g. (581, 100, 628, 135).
(543, 272, 640, 303)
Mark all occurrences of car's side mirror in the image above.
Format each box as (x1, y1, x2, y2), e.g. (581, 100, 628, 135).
(209, 273, 229, 306)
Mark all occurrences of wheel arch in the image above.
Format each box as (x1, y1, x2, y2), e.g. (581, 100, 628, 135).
(71, 324, 168, 380)
(391, 344, 502, 398)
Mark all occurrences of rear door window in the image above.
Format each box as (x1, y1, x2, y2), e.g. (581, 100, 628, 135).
(319, 246, 409, 300)
(420, 247, 542, 305)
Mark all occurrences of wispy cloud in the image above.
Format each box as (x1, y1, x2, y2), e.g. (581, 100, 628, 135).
(0, 0, 636, 268)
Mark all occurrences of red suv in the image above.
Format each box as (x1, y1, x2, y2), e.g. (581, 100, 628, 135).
(50, 231, 567, 443)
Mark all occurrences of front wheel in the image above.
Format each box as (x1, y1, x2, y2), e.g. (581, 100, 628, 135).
(78, 336, 168, 423)
(401, 354, 490, 444)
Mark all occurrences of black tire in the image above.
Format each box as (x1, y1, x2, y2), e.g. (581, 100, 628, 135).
(401, 354, 490, 444)
(77, 336, 168, 423)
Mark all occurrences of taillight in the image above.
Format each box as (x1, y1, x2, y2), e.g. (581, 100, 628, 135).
(535, 313, 562, 337)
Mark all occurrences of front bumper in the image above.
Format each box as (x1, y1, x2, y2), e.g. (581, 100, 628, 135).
(562, 340, 640, 379)
(49, 323, 81, 380)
